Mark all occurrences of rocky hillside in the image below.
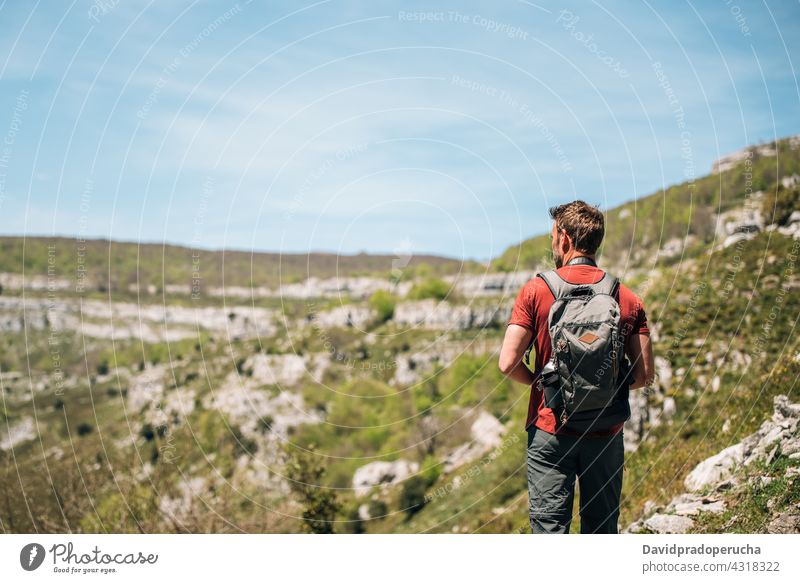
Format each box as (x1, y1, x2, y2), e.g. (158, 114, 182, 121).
(492, 133, 800, 275)
(1, 135, 798, 534)
(626, 395, 800, 534)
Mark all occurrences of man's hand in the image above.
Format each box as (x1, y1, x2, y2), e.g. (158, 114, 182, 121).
(625, 333, 655, 390)
(498, 324, 536, 385)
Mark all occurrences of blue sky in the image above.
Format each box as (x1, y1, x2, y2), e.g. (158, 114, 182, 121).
(1, 0, 798, 260)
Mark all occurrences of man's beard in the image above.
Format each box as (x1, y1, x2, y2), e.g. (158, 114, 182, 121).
(553, 251, 563, 268)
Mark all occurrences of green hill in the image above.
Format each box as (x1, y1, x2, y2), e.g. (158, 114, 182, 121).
(0, 236, 477, 296)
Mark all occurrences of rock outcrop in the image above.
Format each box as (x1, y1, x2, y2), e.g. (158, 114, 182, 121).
(203, 377, 321, 441)
(279, 277, 410, 300)
(445, 271, 535, 298)
(393, 300, 510, 330)
(242, 352, 327, 386)
(309, 305, 375, 329)
(0, 417, 35, 451)
(442, 411, 506, 473)
(625, 395, 800, 534)
(642, 513, 696, 534)
(686, 395, 800, 493)
(352, 460, 419, 497)
(127, 365, 167, 412)
(767, 512, 800, 534)
(684, 443, 744, 492)
(0, 297, 277, 342)
(390, 339, 497, 387)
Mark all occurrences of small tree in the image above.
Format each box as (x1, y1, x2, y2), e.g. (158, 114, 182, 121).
(284, 444, 340, 533)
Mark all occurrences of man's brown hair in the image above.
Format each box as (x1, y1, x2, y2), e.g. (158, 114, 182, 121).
(549, 200, 605, 255)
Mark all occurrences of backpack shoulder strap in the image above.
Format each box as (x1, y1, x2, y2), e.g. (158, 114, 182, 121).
(537, 270, 580, 300)
(524, 271, 564, 366)
(589, 272, 620, 298)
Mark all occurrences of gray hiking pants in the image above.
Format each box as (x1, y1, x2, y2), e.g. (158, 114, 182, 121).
(526, 426, 624, 534)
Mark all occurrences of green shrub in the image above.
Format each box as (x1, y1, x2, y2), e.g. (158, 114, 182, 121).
(420, 454, 442, 488)
(76, 422, 94, 436)
(408, 278, 451, 301)
(79, 486, 155, 533)
(761, 186, 799, 225)
(368, 290, 397, 323)
(399, 475, 428, 516)
(96, 360, 110, 375)
(340, 502, 365, 533)
(139, 422, 167, 442)
(368, 498, 388, 519)
(412, 375, 442, 412)
(439, 355, 482, 403)
(258, 415, 274, 433)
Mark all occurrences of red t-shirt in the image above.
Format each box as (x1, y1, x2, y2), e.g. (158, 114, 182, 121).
(508, 264, 649, 436)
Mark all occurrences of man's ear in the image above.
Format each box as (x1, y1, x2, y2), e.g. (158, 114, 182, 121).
(560, 230, 572, 254)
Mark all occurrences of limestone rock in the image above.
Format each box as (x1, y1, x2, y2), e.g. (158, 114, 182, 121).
(684, 443, 745, 492)
(624, 388, 649, 452)
(243, 353, 324, 386)
(654, 356, 673, 390)
(684, 395, 800, 492)
(393, 300, 510, 331)
(352, 460, 419, 497)
(767, 512, 800, 534)
(278, 276, 407, 300)
(390, 339, 498, 387)
(310, 305, 374, 328)
(662, 397, 676, 418)
(666, 493, 726, 516)
(127, 365, 166, 412)
(627, 396, 799, 533)
(159, 477, 208, 522)
(442, 411, 506, 473)
(471, 411, 505, 449)
(203, 369, 323, 441)
(0, 296, 277, 342)
(446, 271, 535, 298)
(644, 513, 695, 534)
(0, 417, 35, 451)
(358, 504, 371, 521)
(391, 352, 442, 387)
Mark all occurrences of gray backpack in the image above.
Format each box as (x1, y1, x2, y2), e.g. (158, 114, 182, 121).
(527, 269, 631, 431)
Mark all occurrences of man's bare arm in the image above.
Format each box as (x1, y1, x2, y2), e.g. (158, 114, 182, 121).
(625, 333, 655, 390)
(498, 324, 536, 385)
